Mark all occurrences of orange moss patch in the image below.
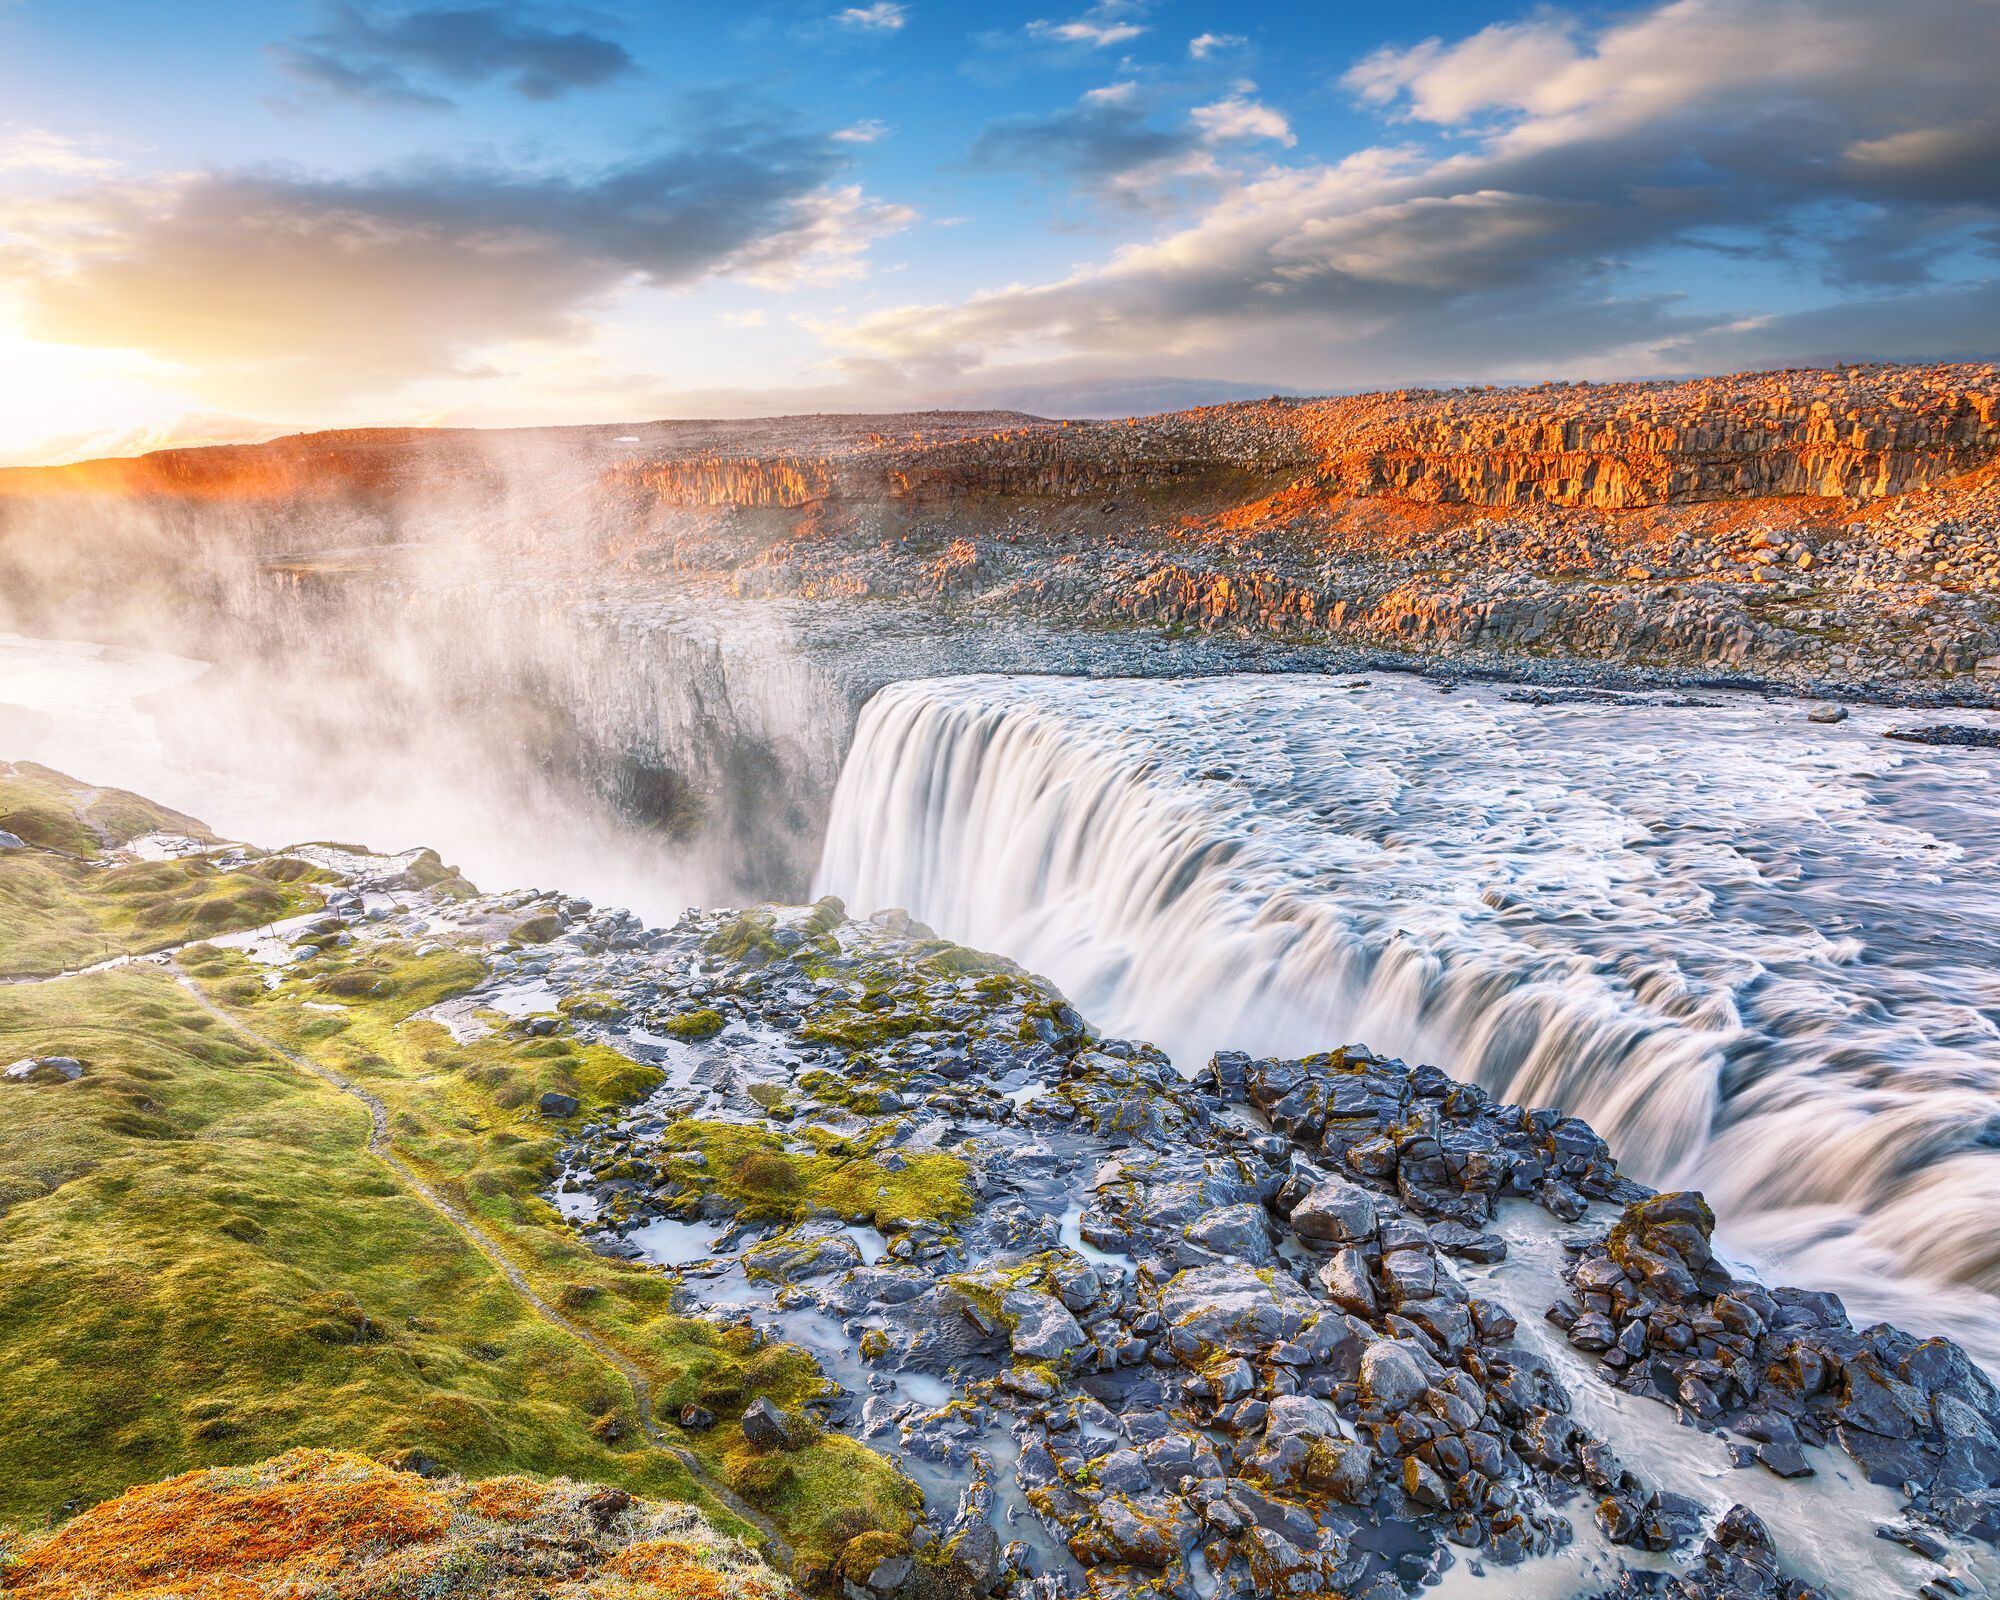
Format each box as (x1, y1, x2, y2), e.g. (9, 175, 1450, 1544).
(4, 1452, 448, 1596)
(465, 1475, 563, 1524)
(2, 1449, 792, 1600)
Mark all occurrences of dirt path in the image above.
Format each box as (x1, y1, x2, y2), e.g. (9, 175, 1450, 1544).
(165, 959, 794, 1567)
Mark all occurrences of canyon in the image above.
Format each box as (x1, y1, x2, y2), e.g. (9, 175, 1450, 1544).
(4, 364, 2000, 1600)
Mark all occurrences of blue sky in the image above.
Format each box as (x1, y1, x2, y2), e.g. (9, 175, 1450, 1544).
(0, 0, 1996, 461)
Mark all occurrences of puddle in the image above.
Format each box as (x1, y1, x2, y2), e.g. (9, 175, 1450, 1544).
(1058, 1200, 1130, 1272)
(624, 1215, 721, 1267)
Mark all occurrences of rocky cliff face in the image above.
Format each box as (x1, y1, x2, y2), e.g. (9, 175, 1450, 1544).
(1314, 367, 2000, 509)
(5, 362, 1999, 697)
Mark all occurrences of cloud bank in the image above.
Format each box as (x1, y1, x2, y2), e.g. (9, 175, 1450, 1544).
(275, 3, 636, 109)
(835, 0, 2000, 389)
(1, 112, 912, 409)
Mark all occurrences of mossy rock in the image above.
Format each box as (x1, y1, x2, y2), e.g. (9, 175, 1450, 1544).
(838, 1529, 911, 1583)
(660, 1008, 725, 1041)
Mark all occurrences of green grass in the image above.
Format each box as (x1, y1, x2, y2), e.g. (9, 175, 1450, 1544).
(0, 761, 926, 1584)
(657, 1119, 972, 1232)
(173, 938, 921, 1580)
(0, 763, 211, 856)
(0, 765, 323, 979)
(0, 967, 725, 1534)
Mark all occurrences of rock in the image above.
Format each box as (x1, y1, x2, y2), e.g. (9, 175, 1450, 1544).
(1159, 1264, 1318, 1358)
(1429, 1220, 1506, 1262)
(4, 1056, 84, 1083)
(1884, 725, 2000, 748)
(677, 1404, 716, 1431)
(740, 1397, 811, 1452)
(1317, 1247, 1377, 1315)
(1359, 1339, 1430, 1412)
(0, 830, 24, 851)
(538, 1091, 580, 1118)
(1250, 1395, 1375, 1502)
(1291, 1176, 1379, 1244)
(1187, 1201, 1278, 1264)
(1806, 705, 1849, 723)
(1004, 1288, 1087, 1365)
(858, 1553, 911, 1595)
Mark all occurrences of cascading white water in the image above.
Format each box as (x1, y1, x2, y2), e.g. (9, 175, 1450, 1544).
(816, 673, 2000, 1362)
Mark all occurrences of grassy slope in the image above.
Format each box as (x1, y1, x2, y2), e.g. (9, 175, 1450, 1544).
(0, 764, 321, 978)
(0, 767, 918, 1582)
(0, 965, 722, 1528)
(180, 937, 919, 1578)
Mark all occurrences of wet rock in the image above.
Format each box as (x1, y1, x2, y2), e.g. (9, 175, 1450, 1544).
(1159, 1264, 1318, 1359)
(740, 1397, 812, 1452)
(1291, 1176, 1378, 1245)
(538, 1091, 580, 1118)
(1359, 1339, 1430, 1412)
(1004, 1288, 1087, 1366)
(1187, 1202, 1278, 1265)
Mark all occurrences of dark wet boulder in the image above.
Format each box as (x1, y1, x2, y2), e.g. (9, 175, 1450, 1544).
(1607, 1191, 1727, 1301)
(537, 1091, 580, 1118)
(1290, 1176, 1379, 1245)
(740, 1397, 812, 1452)
(1159, 1264, 1320, 1359)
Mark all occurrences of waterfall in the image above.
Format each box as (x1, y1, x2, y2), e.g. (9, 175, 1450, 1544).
(817, 672, 2000, 1361)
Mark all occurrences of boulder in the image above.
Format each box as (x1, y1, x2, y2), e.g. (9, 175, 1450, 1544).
(740, 1397, 811, 1452)
(1359, 1339, 1430, 1412)
(1003, 1288, 1087, 1366)
(1291, 1176, 1379, 1244)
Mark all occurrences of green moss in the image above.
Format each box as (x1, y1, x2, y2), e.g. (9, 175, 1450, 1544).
(702, 910, 798, 969)
(796, 1069, 897, 1117)
(0, 967, 723, 1533)
(659, 1008, 726, 1041)
(0, 848, 324, 980)
(1, 781, 930, 1574)
(184, 943, 922, 1574)
(556, 991, 627, 1023)
(658, 1120, 971, 1230)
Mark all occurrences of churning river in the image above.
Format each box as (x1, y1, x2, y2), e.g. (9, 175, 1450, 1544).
(816, 674, 2000, 1367)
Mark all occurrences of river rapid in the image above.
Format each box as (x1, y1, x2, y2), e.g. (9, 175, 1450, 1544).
(12, 622, 2000, 1370)
(817, 673, 2000, 1367)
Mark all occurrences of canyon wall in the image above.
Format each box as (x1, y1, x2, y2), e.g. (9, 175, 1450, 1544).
(1316, 369, 2000, 509)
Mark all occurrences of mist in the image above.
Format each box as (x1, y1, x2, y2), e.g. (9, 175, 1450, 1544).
(0, 427, 840, 921)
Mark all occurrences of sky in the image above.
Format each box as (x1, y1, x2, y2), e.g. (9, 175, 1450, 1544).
(0, 0, 1996, 463)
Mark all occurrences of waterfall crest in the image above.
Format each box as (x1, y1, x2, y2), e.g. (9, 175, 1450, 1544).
(817, 672, 2000, 1360)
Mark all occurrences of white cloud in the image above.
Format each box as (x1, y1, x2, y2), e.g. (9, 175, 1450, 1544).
(832, 118, 890, 143)
(719, 308, 769, 328)
(1190, 96, 1295, 147)
(1188, 32, 1244, 59)
(822, 0, 2000, 389)
(1027, 8, 1146, 48)
(0, 125, 117, 179)
(727, 184, 917, 290)
(835, 3, 906, 30)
